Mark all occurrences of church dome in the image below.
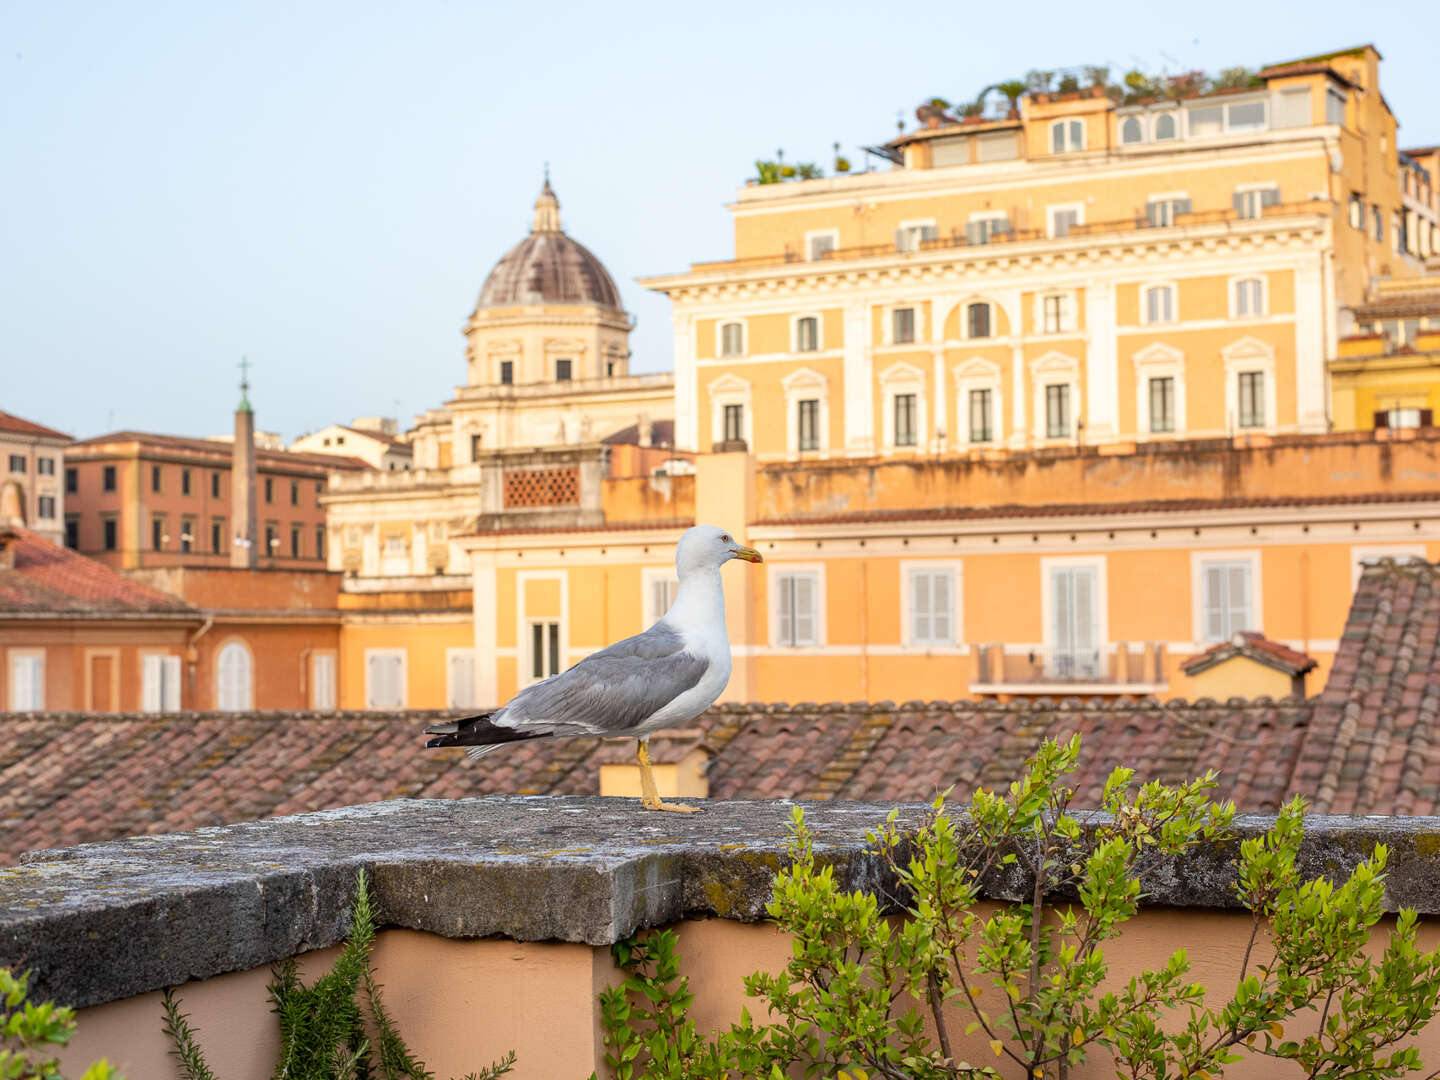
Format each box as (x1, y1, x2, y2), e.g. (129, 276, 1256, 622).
(475, 180, 623, 312)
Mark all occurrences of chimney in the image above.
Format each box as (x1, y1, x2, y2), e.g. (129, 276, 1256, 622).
(231, 365, 258, 569)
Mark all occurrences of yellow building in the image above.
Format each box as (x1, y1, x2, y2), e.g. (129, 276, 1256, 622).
(1331, 278, 1440, 430)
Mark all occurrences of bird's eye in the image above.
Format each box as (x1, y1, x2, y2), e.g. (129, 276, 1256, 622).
(721, 534, 730, 542)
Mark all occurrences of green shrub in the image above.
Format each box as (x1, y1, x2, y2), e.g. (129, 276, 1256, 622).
(597, 735, 1440, 1079)
(0, 968, 120, 1080)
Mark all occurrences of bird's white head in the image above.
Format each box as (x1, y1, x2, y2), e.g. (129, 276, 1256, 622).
(675, 524, 764, 576)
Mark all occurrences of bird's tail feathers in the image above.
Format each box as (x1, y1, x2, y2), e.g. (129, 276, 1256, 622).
(465, 744, 506, 760)
(424, 710, 548, 752)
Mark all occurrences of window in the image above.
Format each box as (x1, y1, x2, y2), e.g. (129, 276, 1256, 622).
(1326, 88, 1346, 126)
(265, 524, 277, 555)
(895, 221, 937, 252)
(775, 571, 819, 646)
(211, 520, 223, 553)
(797, 399, 820, 451)
(180, 469, 191, 496)
(1045, 384, 1071, 438)
(1188, 105, 1223, 137)
(646, 574, 679, 628)
(180, 519, 194, 552)
(606, 360, 616, 376)
(1050, 118, 1084, 153)
(1049, 206, 1081, 237)
(264, 476, 273, 503)
(312, 653, 337, 710)
(795, 316, 819, 352)
(102, 517, 117, 550)
(1237, 371, 1265, 428)
(37, 457, 54, 476)
(1042, 295, 1064, 334)
(1145, 197, 1192, 227)
(894, 393, 918, 446)
(1143, 285, 1176, 324)
(556, 358, 572, 381)
(289, 481, 298, 506)
(500, 360, 514, 385)
(723, 403, 744, 443)
(217, 641, 253, 711)
(719, 322, 744, 357)
(1120, 115, 1144, 144)
(1233, 277, 1264, 318)
(446, 649, 476, 709)
(141, 654, 181, 712)
(65, 467, 77, 493)
(908, 568, 955, 646)
(529, 622, 561, 680)
(152, 517, 164, 551)
(1374, 408, 1432, 430)
(1372, 206, 1383, 243)
(892, 307, 915, 344)
(1349, 193, 1363, 229)
(806, 230, 837, 260)
(290, 525, 301, 558)
(1153, 112, 1177, 140)
(965, 215, 1011, 245)
(8, 651, 44, 711)
(1233, 187, 1280, 219)
(64, 517, 78, 548)
(1200, 561, 1252, 642)
(151, 465, 161, 493)
(1275, 87, 1311, 129)
(316, 525, 325, 560)
(1227, 101, 1266, 132)
(968, 388, 993, 443)
(1049, 565, 1100, 678)
(364, 648, 406, 708)
(211, 472, 221, 498)
(966, 302, 991, 339)
(1148, 377, 1176, 433)
(37, 496, 55, 519)
(102, 465, 116, 492)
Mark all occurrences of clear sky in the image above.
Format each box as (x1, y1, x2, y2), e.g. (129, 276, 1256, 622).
(3, 2, 1436, 443)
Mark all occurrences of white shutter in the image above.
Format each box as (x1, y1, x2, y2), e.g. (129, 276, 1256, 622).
(142, 655, 162, 712)
(1228, 564, 1251, 635)
(217, 643, 250, 711)
(779, 577, 794, 645)
(447, 650, 475, 709)
(933, 571, 953, 644)
(1052, 568, 1074, 654)
(162, 655, 181, 710)
(312, 654, 336, 710)
(1203, 565, 1225, 641)
(1073, 568, 1096, 654)
(10, 654, 44, 711)
(366, 653, 382, 708)
(794, 575, 816, 645)
(911, 571, 932, 643)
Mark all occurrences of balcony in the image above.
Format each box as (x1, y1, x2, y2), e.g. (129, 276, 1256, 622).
(971, 642, 1167, 696)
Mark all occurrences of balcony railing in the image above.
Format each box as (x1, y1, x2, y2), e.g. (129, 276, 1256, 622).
(971, 642, 1166, 692)
(687, 199, 1329, 275)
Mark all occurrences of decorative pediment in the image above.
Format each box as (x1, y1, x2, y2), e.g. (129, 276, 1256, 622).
(878, 360, 926, 386)
(780, 366, 828, 392)
(707, 373, 751, 396)
(953, 356, 1002, 381)
(1027, 350, 1079, 376)
(1132, 342, 1185, 369)
(1221, 335, 1275, 362)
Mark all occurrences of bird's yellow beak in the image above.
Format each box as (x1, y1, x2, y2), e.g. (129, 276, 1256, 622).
(732, 544, 764, 564)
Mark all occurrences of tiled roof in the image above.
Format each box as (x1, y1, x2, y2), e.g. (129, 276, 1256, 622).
(336, 426, 412, 450)
(69, 431, 371, 472)
(4, 560, 1437, 862)
(1181, 632, 1317, 677)
(1257, 61, 1361, 88)
(0, 527, 196, 616)
(602, 420, 676, 448)
(1290, 559, 1440, 816)
(0, 410, 70, 442)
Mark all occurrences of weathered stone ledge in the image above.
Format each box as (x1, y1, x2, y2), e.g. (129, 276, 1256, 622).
(2, 796, 1439, 1010)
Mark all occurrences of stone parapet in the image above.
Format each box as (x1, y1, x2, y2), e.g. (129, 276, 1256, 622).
(5, 795, 1440, 1011)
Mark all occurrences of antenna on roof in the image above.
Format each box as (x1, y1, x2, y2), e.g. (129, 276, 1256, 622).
(237, 356, 254, 413)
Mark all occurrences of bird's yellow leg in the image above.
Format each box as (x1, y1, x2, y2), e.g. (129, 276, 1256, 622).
(636, 740, 701, 813)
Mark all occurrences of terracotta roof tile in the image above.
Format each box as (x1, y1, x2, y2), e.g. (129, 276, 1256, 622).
(1181, 632, 1317, 677)
(69, 430, 371, 472)
(0, 527, 196, 616)
(0, 410, 71, 441)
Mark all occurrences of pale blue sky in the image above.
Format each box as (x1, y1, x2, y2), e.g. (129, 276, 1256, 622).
(3, 2, 1436, 442)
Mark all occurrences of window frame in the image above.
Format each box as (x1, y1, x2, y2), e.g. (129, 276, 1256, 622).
(716, 319, 747, 358)
(804, 228, 839, 261)
(1141, 282, 1178, 326)
(1119, 114, 1145, 145)
(1044, 383, 1071, 439)
(7, 648, 45, 711)
(891, 305, 917, 345)
(964, 300, 994, 340)
(769, 564, 825, 648)
(901, 561, 962, 648)
(1229, 275, 1268, 319)
(1132, 343, 1187, 439)
(363, 646, 407, 709)
(1029, 352, 1081, 443)
(792, 312, 823, 353)
(216, 638, 254, 712)
(311, 650, 338, 710)
(1049, 117, 1085, 153)
(444, 647, 477, 710)
(781, 367, 829, 457)
(708, 374, 753, 448)
(140, 652, 182, 712)
(1191, 550, 1261, 645)
(1040, 556, 1108, 674)
(1046, 202, 1085, 239)
(953, 357, 1004, 447)
(641, 567, 680, 629)
(895, 218, 938, 253)
(879, 362, 927, 451)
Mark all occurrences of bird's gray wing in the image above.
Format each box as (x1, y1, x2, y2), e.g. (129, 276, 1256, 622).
(494, 621, 709, 737)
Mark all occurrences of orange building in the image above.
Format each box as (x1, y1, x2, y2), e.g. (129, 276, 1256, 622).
(0, 410, 70, 547)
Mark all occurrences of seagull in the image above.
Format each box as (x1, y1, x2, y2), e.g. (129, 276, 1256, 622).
(424, 525, 763, 812)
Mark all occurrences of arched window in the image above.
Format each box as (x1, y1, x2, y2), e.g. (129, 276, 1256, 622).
(1120, 116, 1144, 144)
(217, 641, 253, 712)
(1154, 113, 1178, 140)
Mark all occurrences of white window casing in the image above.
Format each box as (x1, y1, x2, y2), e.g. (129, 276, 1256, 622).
(642, 567, 680, 628)
(716, 319, 747, 358)
(1132, 343, 1187, 438)
(903, 562, 962, 647)
(1032, 290, 1077, 334)
(1041, 556, 1108, 679)
(1029, 352, 1081, 443)
(895, 219, 938, 253)
(1047, 203, 1085, 238)
(1230, 275, 1268, 319)
(879, 361, 927, 450)
(141, 653, 182, 712)
(216, 640, 254, 712)
(364, 648, 406, 709)
(1274, 86, 1311, 129)
(1141, 282, 1178, 325)
(1050, 118, 1085, 153)
(770, 565, 825, 647)
(791, 312, 824, 353)
(707, 374, 753, 447)
(883, 303, 925, 346)
(1191, 550, 1261, 644)
(805, 229, 839, 261)
(781, 367, 831, 457)
(953, 358, 1004, 446)
(445, 648, 476, 709)
(1222, 337, 1278, 432)
(8, 649, 45, 711)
